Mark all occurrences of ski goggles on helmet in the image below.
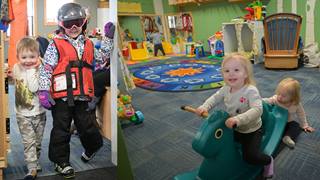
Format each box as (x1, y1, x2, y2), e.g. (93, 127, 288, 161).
(61, 18, 86, 29)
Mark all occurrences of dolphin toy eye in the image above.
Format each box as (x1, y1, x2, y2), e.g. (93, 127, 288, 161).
(214, 128, 223, 139)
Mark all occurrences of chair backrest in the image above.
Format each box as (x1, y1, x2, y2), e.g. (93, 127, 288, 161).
(263, 13, 302, 56)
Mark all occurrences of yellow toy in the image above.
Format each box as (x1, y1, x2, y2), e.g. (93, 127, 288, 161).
(162, 41, 173, 54)
(117, 93, 144, 124)
(128, 41, 149, 61)
(185, 42, 196, 57)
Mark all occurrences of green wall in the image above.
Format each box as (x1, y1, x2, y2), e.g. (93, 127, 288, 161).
(120, 0, 320, 49)
(163, 0, 249, 50)
(162, 0, 180, 13)
(118, 0, 155, 42)
(119, 16, 144, 41)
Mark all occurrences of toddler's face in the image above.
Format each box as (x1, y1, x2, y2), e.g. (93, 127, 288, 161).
(222, 59, 247, 91)
(18, 50, 39, 69)
(276, 88, 292, 104)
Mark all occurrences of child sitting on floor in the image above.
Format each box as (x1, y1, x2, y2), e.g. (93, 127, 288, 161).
(263, 77, 315, 148)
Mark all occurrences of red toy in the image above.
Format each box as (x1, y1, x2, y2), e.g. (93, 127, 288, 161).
(244, 7, 255, 21)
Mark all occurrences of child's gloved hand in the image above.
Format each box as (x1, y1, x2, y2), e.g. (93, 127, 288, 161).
(86, 96, 101, 111)
(104, 22, 115, 39)
(38, 90, 55, 109)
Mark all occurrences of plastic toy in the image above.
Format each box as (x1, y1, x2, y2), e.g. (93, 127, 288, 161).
(195, 43, 205, 59)
(171, 36, 177, 45)
(185, 42, 196, 58)
(174, 102, 288, 180)
(187, 35, 193, 42)
(124, 29, 134, 41)
(245, 0, 263, 21)
(90, 28, 102, 37)
(262, 5, 267, 19)
(162, 41, 173, 55)
(208, 31, 224, 60)
(214, 31, 224, 57)
(94, 40, 101, 50)
(128, 41, 149, 61)
(0, 23, 9, 32)
(253, 1, 263, 20)
(47, 33, 55, 40)
(207, 35, 215, 56)
(145, 41, 154, 56)
(118, 94, 144, 124)
(244, 6, 255, 21)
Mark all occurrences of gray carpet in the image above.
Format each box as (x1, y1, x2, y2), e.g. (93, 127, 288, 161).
(4, 85, 114, 180)
(36, 167, 116, 180)
(123, 62, 320, 180)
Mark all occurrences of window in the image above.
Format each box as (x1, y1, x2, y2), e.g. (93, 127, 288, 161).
(45, 0, 73, 25)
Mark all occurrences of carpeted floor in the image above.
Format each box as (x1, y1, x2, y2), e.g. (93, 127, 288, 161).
(3, 85, 115, 180)
(35, 167, 116, 180)
(129, 58, 223, 92)
(123, 63, 320, 180)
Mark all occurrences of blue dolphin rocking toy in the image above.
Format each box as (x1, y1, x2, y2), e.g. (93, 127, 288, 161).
(175, 102, 288, 180)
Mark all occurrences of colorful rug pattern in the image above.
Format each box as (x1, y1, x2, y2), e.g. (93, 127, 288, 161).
(129, 59, 224, 92)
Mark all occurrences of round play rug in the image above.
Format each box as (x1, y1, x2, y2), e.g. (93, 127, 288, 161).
(126, 56, 170, 65)
(130, 59, 224, 92)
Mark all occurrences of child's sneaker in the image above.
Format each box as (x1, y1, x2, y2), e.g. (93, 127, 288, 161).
(263, 156, 273, 178)
(282, 135, 295, 148)
(36, 163, 42, 172)
(23, 169, 37, 180)
(81, 151, 96, 163)
(54, 162, 75, 179)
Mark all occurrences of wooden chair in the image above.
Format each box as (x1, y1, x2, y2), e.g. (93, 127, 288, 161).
(263, 13, 302, 69)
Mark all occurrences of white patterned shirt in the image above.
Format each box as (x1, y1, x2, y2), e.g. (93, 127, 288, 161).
(200, 85, 263, 133)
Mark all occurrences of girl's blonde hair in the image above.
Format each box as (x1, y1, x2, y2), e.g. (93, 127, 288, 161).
(16, 37, 39, 57)
(222, 52, 256, 86)
(276, 77, 301, 105)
